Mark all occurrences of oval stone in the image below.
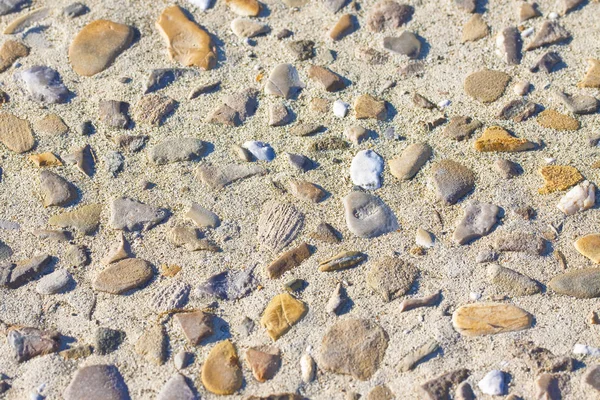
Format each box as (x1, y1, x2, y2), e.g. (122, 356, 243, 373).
(549, 268, 600, 298)
(93, 258, 153, 294)
(452, 303, 533, 336)
(343, 191, 398, 238)
(201, 340, 243, 395)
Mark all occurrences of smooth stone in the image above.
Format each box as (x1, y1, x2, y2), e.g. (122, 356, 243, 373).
(95, 328, 126, 355)
(415, 228, 435, 248)
(157, 374, 195, 400)
(537, 109, 580, 130)
(495, 158, 521, 179)
(242, 141, 275, 161)
(59, 345, 93, 360)
(174, 350, 192, 369)
(0, 0, 26, 16)
(286, 40, 314, 61)
(35, 269, 73, 295)
(553, 91, 599, 115)
(226, 0, 260, 16)
(310, 222, 341, 243)
(367, 1, 413, 32)
(452, 303, 533, 336)
(495, 27, 521, 65)
(257, 200, 304, 252)
(286, 153, 314, 172)
(260, 292, 307, 340)
(443, 116, 482, 141)
(49, 204, 102, 235)
(231, 18, 269, 38)
(525, 21, 570, 51)
(148, 138, 204, 165)
(14, 66, 69, 103)
(324, 0, 347, 12)
(535, 373, 561, 400)
(0, 39, 29, 72)
(268, 102, 291, 126)
(135, 324, 167, 365)
(208, 89, 258, 126)
(93, 258, 153, 294)
(40, 170, 76, 207)
(63, 365, 129, 400)
(168, 226, 219, 252)
(301, 353, 316, 383)
(464, 69, 511, 103)
(186, 203, 220, 228)
(519, 2, 540, 21)
(175, 310, 214, 345)
(265, 64, 304, 99)
(478, 370, 507, 396)
(453, 201, 501, 245)
(530, 51, 562, 73)
(329, 13, 355, 40)
(326, 282, 347, 314)
(383, 31, 421, 59)
(231, 144, 252, 161)
(201, 340, 243, 395)
(575, 234, 600, 263)
(151, 280, 190, 312)
(63, 2, 88, 18)
(557, 180, 595, 215)
(474, 126, 535, 152)
(455, 0, 476, 12)
(69, 20, 133, 76)
(0, 113, 34, 153)
(7, 326, 59, 362)
(420, 370, 470, 400)
(462, 14, 489, 42)
(538, 165, 583, 194)
(343, 191, 398, 238)
(110, 197, 167, 231)
(578, 59, 600, 88)
(196, 163, 265, 189)
(389, 142, 432, 180)
(133, 93, 177, 126)
(583, 365, 600, 392)
(157, 5, 216, 69)
(289, 180, 325, 203)
(195, 267, 256, 300)
(350, 150, 384, 190)
(33, 229, 71, 242)
(344, 125, 369, 144)
(307, 65, 346, 92)
(354, 94, 387, 120)
(487, 264, 541, 296)
(549, 268, 600, 298)
(320, 318, 388, 380)
(429, 160, 475, 205)
(246, 347, 281, 382)
(366, 256, 417, 302)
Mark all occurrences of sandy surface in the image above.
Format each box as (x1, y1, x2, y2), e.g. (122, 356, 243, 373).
(1, 0, 600, 398)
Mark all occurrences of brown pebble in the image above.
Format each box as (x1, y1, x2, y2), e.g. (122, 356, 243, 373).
(537, 109, 580, 131)
(329, 13, 355, 40)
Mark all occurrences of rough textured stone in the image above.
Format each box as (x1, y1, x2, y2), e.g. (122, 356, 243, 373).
(366, 257, 417, 302)
(554, 91, 599, 115)
(63, 365, 129, 400)
(201, 340, 243, 395)
(151, 280, 190, 312)
(310, 222, 341, 243)
(429, 160, 475, 205)
(264, 64, 304, 99)
(549, 268, 600, 298)
(99, 100, 129, 129)
(0, 39, 28, 72)
(443, 116, 481, 141)
(389, 142, 432, 180)
(537, 109, 580, 130)
(495, 158, 521, 179)
(464, 69, 511, 103)
(93, 258, 153, 294)
(487, 264, 541, 296)
(195, 267, 256, 300)
(367, 1, 413, 32)
(526, 21, 570, 51)
(354, 94, 387, 120)
(530, 51, 562, 73)
(578, 59, 600, 89)
(289, 180, 325, 203)
(0, 112, 34, 153)
(453, 201, 501, 245)
(343, 191, 398, 238)
(266, 242, 311, 279)
(196, 163, 265, 189)
(286, 40, 314, 61)
(583, 365, 600, 392)
(260, 292, 307, 340)
(462, 14, 489, 42)
(34, 113, 69, 136)
(135, 324, 167, 365)
(498, 99, 538, 122)
(133, 94, 177, 126)
(452, 303, 533, 336)
(49, 204, 102, 234)
(420, 369, 470, 400)
(474, 126, 535, 152)
(15, 66, 70, 103)
(149, 138, 204, 165)
(257, 201, 304, 252)
(269, 102, 291, 126)
(40, 170, 76, 207)
(496, 27, 521, 65)
(538, 165, 583, 194)
(110, 197, 167, 231)
(208, 89, 258, 126)
(493, 232, 546, 255)
(557, 180, 595, 215)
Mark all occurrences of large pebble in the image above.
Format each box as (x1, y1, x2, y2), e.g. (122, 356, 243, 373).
(443, 116, 482, 140)
(452, 201, 501, 245)
(93, 258, 153, 294)
(40, 170, 76, 207)
(257, 200, 304, 252)
(14, 66, 69, 103)
(231, 18, 269, 38)
(575, 234, 600, 263)
(226, 0, 261, 16)
(148, 138, 204, 165)
(265, 64, 304, 99)
(7, 326, 59, 362)
(110, 197, 167, 231)
(63, 365, 129, 400)
(452, 303, 533, 336)
(133, 94, 177, 126)
(495, 27, 521, 65)
(289, 180, 325, 203)
(537, 109, 580, 131)
(464, 69, 510, 103)
(462, 14, 489, 42)
(0, 113, 34, 153)
(366, 1, 413, 32)
(246, 346, 281, 382)
(354, 94, 387, 120)
(474, 126, 535, 152)
(186, 203, 220, 228)
(208, 89, 258, 126)
(389, 142, 431, 180)
(350, 150, 384, 190)
(493, 231, 545, 255)
(0, 39, 28, 72)
(307, 65, 346, 92)
(35, 269, 73, 294)
(175, 310, 214, 344)
(201, 340, 243, 395)
(134, 324, 167, 365)
(420, 369, 470, 400)
(383, 31, 421, 58)
(260, 292, 307, 340)
(538, 165, 583, 194)
(49, 204, 102, 235)
(554, 91, 599, 115)
(366, 256, 417, 302)
(343, 191, 398, 238)
(549, 268, 600, 298)
(429, 160, 475, 205)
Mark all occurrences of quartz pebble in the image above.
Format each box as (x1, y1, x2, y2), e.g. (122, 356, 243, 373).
(0, 0, 27, 16)
(453, 201, 501, 245)
(35, 269, 73, 295)
(367, 1, 413, 32)
(242, 141, 275, 161)
(383, 31, 421, 59)
(478, 370, 507, 396)
(429, 160, 475, 205)
(453, 303, 533, 336)
(15, 66, 70, 104)
(462, 14, 489, 42)
(350, 150, 384, 190)
(93, 258, 153, 294)
(557, 180, 595, 215)
(333, 100, 349, 117)
(63, 365, 129, 400)
(265, 64, 304, 99)
(487, 264, 541, 296)
(260, 292, 307, 340)
(301, 353, 316, 383)
(343, 191, 398, 238)
(367, 256, 417, 302)
(464, 69, 511, 103)
(389, 142, 432, 180)
(526, 21, 570, 50)
(514, 80, 530, 95)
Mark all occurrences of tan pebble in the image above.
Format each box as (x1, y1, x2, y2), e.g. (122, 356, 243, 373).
(538, 165, 583, 194)
(134, 324, 167, 365)
(226, 0, 261, 16)
(462, 14, 489, 42)
(399, 291, 441, 312)
(344, 125, 369, 144)
(0, 39, 29, 72)
(102, 233, 130, 265)
(230, 144, 252, 161)
(34, 113, 69, 136)
(474, 126, 535, 152)
(368, 385, 394, 400)
(329, 13, 355, 41)
(174, 310, 214, 345)
(464, 69, 511, 103)
(0, 113, 34, 153)
(389, 142, 432, 180)
(93, 258, 153, 294)
(260, 292, 307, 340)
(289, 179, 325, 203)
(307, 65, 346, 92)
(452, 303, 533, 336)
(266, 242, 312, 279)
(29, 152, 62, 167)
(588, 311, 599, 325)
(537, 109, 580, 130)
(354, 94, 387, 120)
(575, 234, 600, 263)
(132, 94, 177, 126)
(160, 264, 181, 277)
(48, 204, 103, 235)
(59, 345, 93, 360)
(513, 80, 530, 95)
(245, 346, 281, 382)
(398, 341, 439, 372)
(519, 2, 540, 21)
(578, 59, 600, 88)
(201, 340, 243, 395)
(310, 97, 330, 113)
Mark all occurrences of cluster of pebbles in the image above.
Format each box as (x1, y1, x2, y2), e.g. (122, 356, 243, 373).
(0, 0, 600, 399)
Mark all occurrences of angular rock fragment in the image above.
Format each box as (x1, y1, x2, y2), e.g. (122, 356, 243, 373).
(307, 65, 346, 92)
(549, 268, 600, 298)
(93, 258, 153, 294)
(455, 0, 476, 12)
(63, 2, 88, 18)
(399, 291, 441, 312)
(34, 113, 69, 136)
(398, 341, 439, 372)
(102, 234, 130, 265)
(553, 91, 599, 115)
(343, 191, 398, 238)
(537, 109, 580, 131)
(3, 254, 50, 288)
(487, 264, 541, 296)
(557, 181, 595, 215)
(260, 292, 307, 340)
(0, 112, 34, 153)
(0, 40, 28, 72)
(578, 59, 600, 88)
(575, 234, 600, 263)
(367, 1, 413, 32)
(29, 152, 62, 167)
(286, 40, 314, 61)
(583, 365, 600, 392)
(169, 226, 219, 252)
(49, 204, 103, 235)
(464, 69, 510, 103)
(208, 89, 258, 126)
(519, 2, 540, 21)
(113, 135, 148, 152)
(110, 197, 167, 231)
(99, 100, 129, 129)
(319, 251, 365, 272)
(329, 13, 355, 40)
(148, 138, 204, 165)
(3, 8, 47, 35)
(326, 282, 348, 315)
(366, 256, 417, 302)
(453, 201, 501, 245)
(525, 21, 570, 51)
(40, 170, 76, 207)
(498, 99, 538, 122)
(63, 365, 129, 400)
(196, 163, 265, 189)
(355, 47, 389, 65)
(266, 242, 311, 279)
(246, 347, 281, 382)
(175, 310, 214, 344)
(201, 340, 243, 395)
(257, 200, 304, 252)
(452, 303, 533, 336)
(420, 369, 470, 400)
(538, 165, 583, 194)
(462, 14, 489, 42)
(269, 102, 291, 126)
(290, 123, 323, 137)
(429, 160, 475, 205)
(494, 232, 545, 255)
(133, 94, 177, 126)
(264, 64, 304, 99)
(8, 326, 59, 362)
(157, 374, 195, 400)
(443, 116, 481, 141)
(383, 31, 421, 59)
(324, 0, 347, 13)
(135, 324, 167, 365)
(195, 266, 256, 300)
(64, 145, 95, 177)
(289, 180, 325, 203)
(495, 27, 521, 65)
(474, 126, 535, 152)
(530, 51, 562, 73)
(188, 80, 220, 99)
(0, 0, 27, 16)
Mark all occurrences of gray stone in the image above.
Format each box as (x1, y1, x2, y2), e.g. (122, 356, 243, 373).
(389, 142, 432, 180)
(455, 0, 476, 12)
(324, 0, 347, 13)
(493, 232, 545, 255)
(383, 31, 421, 59)
(151, 280, 190, 312)
(63, 2, 88, 18)
(33, 230, 71, 243)
(583, 365, 600, 392)
(157, 374, 196, 400)
(496, 27, 521, 65)
(420, 369, 470, 400)
(3, 254, 51, 289)
(526, 21, 570, 51)
(144, 69, 195, 94)
(8, 326, 59, 362)
(326, 282, 347, 315)
(231, 18, 269, 38)
(310, 222, 341, 243)
(487, 264, 541, 296)
(113, 134, 148, 152)
(429, 160, 475, 205)
(495, 158, 521, 178)
(0, 239, 12, 261)
(196, 163, 266, 189)
(208, 89, 258, 126)
(530, 52, 562, 73)
(476, 250, 498, 263)
(455, 382, 476, 400)
(549, 268, 600, 298)
(148, 138, 205, 165)
(453, 201, 501, 245)
(133, 94, 177, 126)
(264, 64, 304, 99)
(0, 0, 27, 15)
(98, 100, 129, 129)
(186, 203, 220, 228)
(95, 328, 126, 355)
(286, 40, 315, 61)
(554, 91, 599, 115)
(443, 116, 482, 141)
(286, 153, 314, 172)
(535, 373, 561, 400)
(196, 267, 257, 300)
(35, 269, 73, 294)
(104, 151, 124, 177)
(14, 66, 70, 104)
(366, 256, 417, 302)
(343, 191, 398, 238)
(40, 170, 76, 207)
(63, 365, 129, 400)
(498, 99, 538, 122)
(174, 350, 192, 369)
(257, 201, 304, 252)
(109, 197, 167, 231)
(367, 1, 413, 32)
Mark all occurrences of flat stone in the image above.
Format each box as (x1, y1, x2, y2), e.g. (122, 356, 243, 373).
(429, 160, 475, 205)
(530, 51, 562, 73)
(462, 14, 489, 42)
(575, 234, 600, 263)
(329, 13, 355, 40)
(133, 94, 177, 126)
(110, 197, 167, 231)
(93, 258, 153, 294)
(493, 231, 546, 255)
(366, 256, 417, 302)
(175, 310, 214, 345)
(286, 40, 314, 61)
(412, 93, 436, 109)
(344, 125, 369, 144)
(7, 326, 59, 362)
(69, 20, 133, 76)
(289, 180, 325, 203)
(151, 280, 190, 312)
(290, 123, 323, 137)
(33, 229, 71, 242)
(487, 264, 541, 296)
(49, 204, 102, 234)
(456, 0, 476, 12)
(196, 163, 266, 189)
(36, 269, 73, 294)
(286, 153, 314, 172)
(389, 142, 432, 180)
(104, 151, 124, 177)
(538, 165, 583, 194)
(168, 226, 219, 252)
(135, 324, 167, 365)
(535, 373, 561, 400)
(231, 18, 269, 38)
(157, 374, 195, 400)
(195, 267, 256, 300)
(496, 27, 521, 65)
(354, 94, 387, 120)
(452, 201, 501, 245)
(324, 0, 347, 13)
(113, 134, 148, 152)
(0, 39, 28, 72)
(186, 203, 220, 228)
(157, 5, 217, 69)
(578, 59, 600, 88)
(310, 222, 341, 243)
(583, 365, 600, 392)
(319, 251, 366, 272)
(478, 370, 507, 396)
(557, 180, 595, 215)
(554, 91, 599, 115)
(549, 268, 600, 298)
(64, 365, 129, 400)
(14, 65, 70, 102)
(99, 100, 129, 129)
(355, 46, 389, 64)
(464, 69, 511, 103)
(474, 126, 535, 152)
(519, 2, 540, 21)
(260, 292, 307, 340)
(40, 170, 76, 207)
(148, 138, 204, 165)
(368, 385, 394, 400)
(383, 31, 421, 59)
(0, 112, 34, 153)
(63, 2, 88, 18)
(307, 65, 346, 92)
(257, 200, 304, 252)
(246, 347, 281, 382)
(452, 303, 533, 336)
(265, 64, 304, 99)
(537, 109, 580, 130)
(34, 113, 69, 136)
(495, 158, 521, 179)
(498, 99, 538, 122)
(188, 80, 220, 99)
(320, 318, 388, 380)
(420, 370, 470, 400)
(350, 150, 383, 190)
(95, 328, 125, 355)
(367, 1, 413, 32)
(310, 136, 349, 151)
(526, 21, 570, 51)
(208, 89, 258, 126)
(64, 144, 95, 176)
(59, 345, 93, 360)
(343, 191, 398, 238)
(201, 340, 243, 395)
(29, 152, 62, 167)
(398, 341, 439, 372)
(443, 116, 481, 141)
(226, 0, 260, 16)
(269, 102, 291, 126)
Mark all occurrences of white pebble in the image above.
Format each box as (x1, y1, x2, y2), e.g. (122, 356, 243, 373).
(573, 344, 600, 356)
(350, 150, 384, 190)
(415, 228, 435, 248)
(548, 12, 559, 19)
(300, 353, 316, 383)
(557, 181, 595, 216)
(521, 27, 534, 38)
(437, 99, 451, 108)
(188, 0, 213, 10)
(469, 292, 481, 301)
(242, 141, 275, 161)
(545, 157, 556, 164)
(478, 370, 507, 396)
(333, 100, 349, 118)
(513, 80, 530, 96)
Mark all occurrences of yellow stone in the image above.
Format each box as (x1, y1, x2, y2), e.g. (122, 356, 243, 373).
(226, 0, 261, 17)
(201, 340, 243, 395)
(156, 5, 217, 70)
(452, 303, 533, 336)
(578, 59, 600, 88)
(574, 234, 600, 263)
(354, 94, 387, 120)
(29, 152, 62, 167)
(260, 293, 307, 340)
(69, 20, 134, 77)
(538, 165, 583, 194)
(473, 126, 535, 152)
(537, 109, 580, 131)
(329, 14, 354, 41)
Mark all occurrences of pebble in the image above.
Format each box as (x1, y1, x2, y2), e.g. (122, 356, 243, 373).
(452, 303, 533, 336)
(231, 18, 269, 38)
(186, 203, 220, 228)
(93, 258, 153, 294)
(260, 292, 307, 340)
(350, 150, 384, 190)
(195, 267, 256, 300)
(264, 64, 304, 99)
(455, 0, 476, 12)
(286, 153, 314, 172)
(33, 114, 68, 137)
(478, 370, 507, 396)
(35, 269, 73, 295)
(95, 328, 126, 355)
(553, 91, 599, 114)
(495, 27, 522, 65)
(242, 141, 275, 161)
(519, 2, 540, 20)
(168, 226, 219, 252)
(231, 144, 252, 161)
(157, 374, 195, 400)
(399, 291, 441, 312)
(134, 324, 167, 365)
(525, 21, 570, 51)
(319, 250, 365, 272)
(557, 180, 595, 215)
(367, 1, 413, 32)
(474, 126, 535, 152)
(355, 46, 389, 64)
(307, 65, 346, 92)
(310, 222, 341, 243)
(237, 317, 255, 336)
(549, 268, 600, 298)
(333, 100, 349, 117)
(148, 138, 205, 165)
(0, 40, 28, 72)
(429, 160, 475, 205)
(113, 134, 148, 152)
(188, 80, 220, 99)
(329, 13, 355, 40)
(464, 69, 511, 103)
(415, 228, 435, 248)
(462, 14, 489, 42)
(366, 256, 417, 302)
(286, 40, 314, 60)
(4, 8, 47, 35)
(583, 365, 600, 392)
(343, 191, 398, 238)
(226, 0, 261, 16)
(574, 344, 600, 357)
(174, 350, 192, 369)
(110, 197, 167, 231)
(269, 102, 291, 126)
(354, 94, 387, 120)
(8, 326, 59, 362)
(530, 51, 562, 73)
(33, 229, 71, 242)
(188, 0, 213, 10)
(29, 152, 62, 167)
(455, 382, 476, 400)
(487, 264, 541, 296)
(368, 385, 394, 400)
(495, 158, 521, 178)
(102, 234, 130, 265)
(453, 201, 501, 245)
(69, 20, 134, 76)
(443, 116, 482, 140)
(398, 341, 439, 372)
(514, 80, 530, 95)
(344, 125, 369, 144)
(257, 200, 304, 252)
(63, 365, 129, 400)
(537, 109, 580, 130)
(156, 5, 217, 69)
(201, 340, 243, 395)
(276, 28, 293, 39)
(538, 165, 583, 194)
(499, 100, 537, 124)
(0, 240, 12, 261)
(0, 0, 26, 16)
(383, 31, 421, 59)
(59, 345, 93, 360)
(578, 59, 600, 88)
(98, 100, 129, 129)
(412, 93, 436, 109)
(104, 151, 124, 177)
(289, 180, 325, 203)
(174, 311, 214, 344)
(389, 142, 432, 180)
(301, 353, 316, 383)
(133, 94, 177, 126)
(320, 318, 388, 380)
(290, 123, 323, 137)
(419, 369, 470, 400)
(196, 163, 266, 189)
(40, 170, 76, 208)
(324, 0, 347, 13)
(151, 280, 190, 312)
(0, 113, 33, 153)
(64, 145, 95, 176)
(245, 347, 281, 382)
(575, 234, 600, 263)
(208, 89, 258, 126)
(49, 204, 103, 235)
(535, 373, 561, 400)
(266, 242, 311, 279)
(326, 282, 348, 314)
(63, 2, 88, 18)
